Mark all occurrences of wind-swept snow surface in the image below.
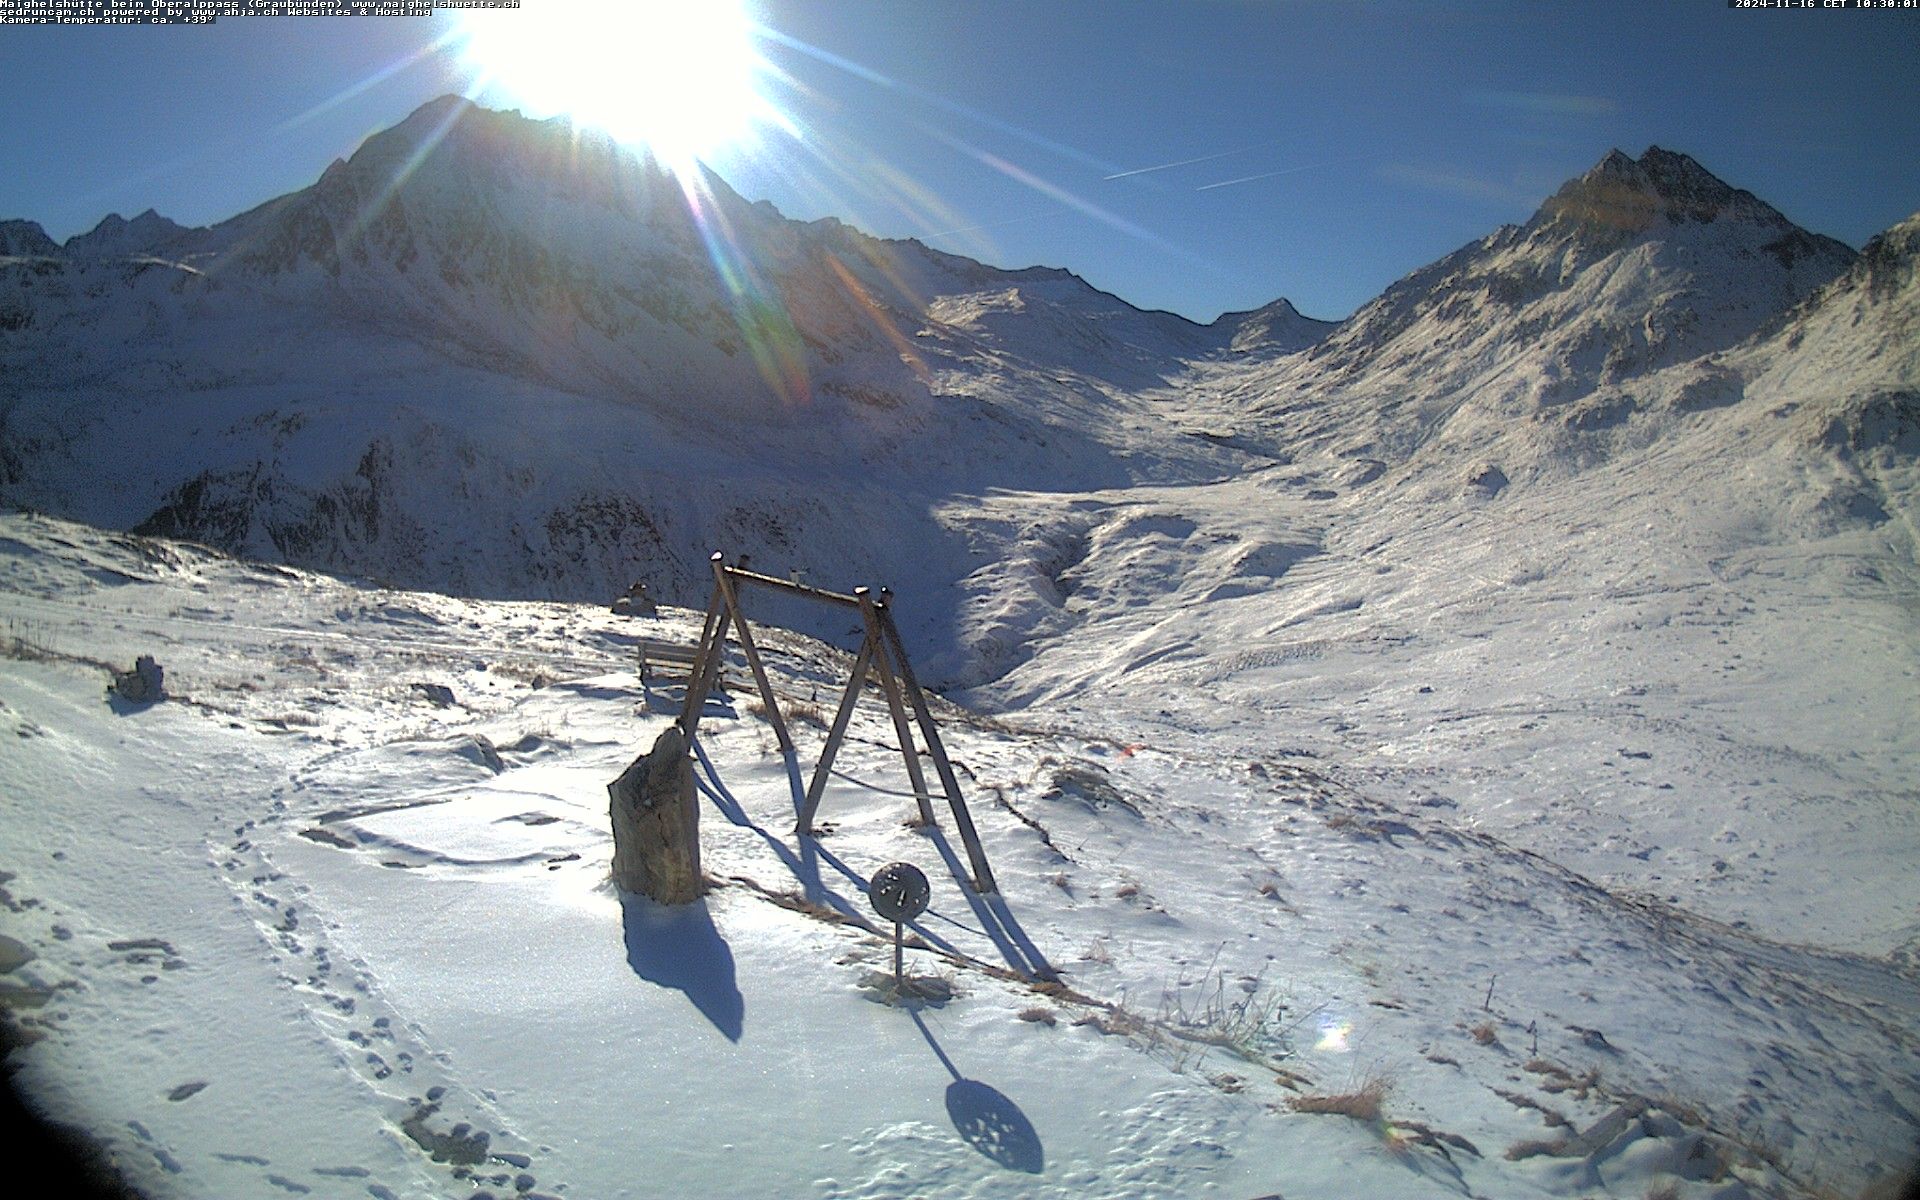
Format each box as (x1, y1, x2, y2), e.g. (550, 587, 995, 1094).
(2, 513, 1916, 1199)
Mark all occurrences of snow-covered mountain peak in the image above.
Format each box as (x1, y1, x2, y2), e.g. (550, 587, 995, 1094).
(320, 93, 693, 215)
(1172, 146, 1872, 496)
(232, 95, 692, 277)
(1535, 145, 1800, 237)
(0, 218, 58, 257)
(1282, 147, 1854, 394)
(1213, 296, 1338, 354)
(1856, 207, 1920, 285)
(184, 96, 1265, 419)
(64, 208, 197, 259)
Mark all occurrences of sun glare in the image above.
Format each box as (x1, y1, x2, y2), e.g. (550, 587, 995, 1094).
(458, 0, 770, 174)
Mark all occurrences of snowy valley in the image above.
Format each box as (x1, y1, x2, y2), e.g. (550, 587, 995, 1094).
(2, 98, 1917, 1200)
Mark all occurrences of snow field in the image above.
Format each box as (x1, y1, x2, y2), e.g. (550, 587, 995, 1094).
(5, 513, 1917, 1198)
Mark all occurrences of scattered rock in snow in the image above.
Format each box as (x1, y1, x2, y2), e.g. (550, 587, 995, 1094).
(455, 734, 505, 774)
(109, 655, 166, 704)
(1040, 762, 1141, 817)
(0, 934, 34, 974)
(411, 682, 456, 708)
(1465, 464, 1509, 497)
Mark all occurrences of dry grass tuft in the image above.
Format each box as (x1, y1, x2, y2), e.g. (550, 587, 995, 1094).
(784, 699, 828, 728)
(745, 697, 827, 727)
(1504, 1136, 1570, 1161)
(1017, 1006, 1058, 1027)
(1287, 1076, 1391, 1122)
(722, 875, 873, 931)
(489, 658, 556, 688)
(1073, 1009, 1147, 1038)
(1, 635, 60, 664)
(1494, 1086, 1573, 1129)
(1650, 1095, 1706, 1128)
(1470, 1020, 1499, 1045)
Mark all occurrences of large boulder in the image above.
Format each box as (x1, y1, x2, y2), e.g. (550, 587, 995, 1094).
(109, 655, 165, 704)
(607, 725, 701, 904)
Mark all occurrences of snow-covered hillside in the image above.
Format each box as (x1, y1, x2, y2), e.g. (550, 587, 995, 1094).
(3, 99, 1918, 1198)
(949, 151, 1919, 963)
(0, 97, 1258, 670)
(0, 124, 1895, 694)
(1178, 148, 1857, 471)
(2, 513, 1915, 1200)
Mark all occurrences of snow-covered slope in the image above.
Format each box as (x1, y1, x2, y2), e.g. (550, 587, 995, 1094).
(2, 513, 1915, 1200)
(1741, 209, 1920, 540)
(949, 161, 1919, 966)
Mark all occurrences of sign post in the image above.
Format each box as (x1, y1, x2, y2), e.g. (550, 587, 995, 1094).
(868, 862, 931, 992)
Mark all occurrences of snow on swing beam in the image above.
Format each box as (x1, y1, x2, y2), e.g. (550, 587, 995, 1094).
(678, 552, 998, 894)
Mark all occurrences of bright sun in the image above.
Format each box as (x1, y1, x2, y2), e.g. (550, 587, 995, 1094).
(457, 0, 770, 174)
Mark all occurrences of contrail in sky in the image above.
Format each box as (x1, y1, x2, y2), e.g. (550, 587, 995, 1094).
(1196, 156, 1370, 192)
(757, 26, 1122, 177)
(1103, 141, 1287, 181)
(921, 125, 1167, 248)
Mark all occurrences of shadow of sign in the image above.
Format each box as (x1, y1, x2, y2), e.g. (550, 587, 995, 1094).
(945, 1079, 1044, 1174)
(911, 1010, 1044, 1174)
(619, 893, 744, 1042)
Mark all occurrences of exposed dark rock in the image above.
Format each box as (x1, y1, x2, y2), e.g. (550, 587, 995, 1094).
(109, 656, 165, 704)
(1466, 464, 1509, 496)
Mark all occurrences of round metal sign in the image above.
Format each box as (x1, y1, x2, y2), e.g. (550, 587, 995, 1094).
(869, 862, 930, 923)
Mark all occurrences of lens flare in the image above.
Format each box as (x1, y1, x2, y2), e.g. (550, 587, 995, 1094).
(1315, 1014, 1353, 1052)
(458, 0, 773, 177)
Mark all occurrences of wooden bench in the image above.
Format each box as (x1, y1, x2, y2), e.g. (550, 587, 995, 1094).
(636, 637, 744, 691)
(636, 637, 699, 687)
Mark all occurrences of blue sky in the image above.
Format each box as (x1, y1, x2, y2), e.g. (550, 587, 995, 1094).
(2, 1, 1916, 322)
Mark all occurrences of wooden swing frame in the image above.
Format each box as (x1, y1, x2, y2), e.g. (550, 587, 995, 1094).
(677, 552, 997, 893)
